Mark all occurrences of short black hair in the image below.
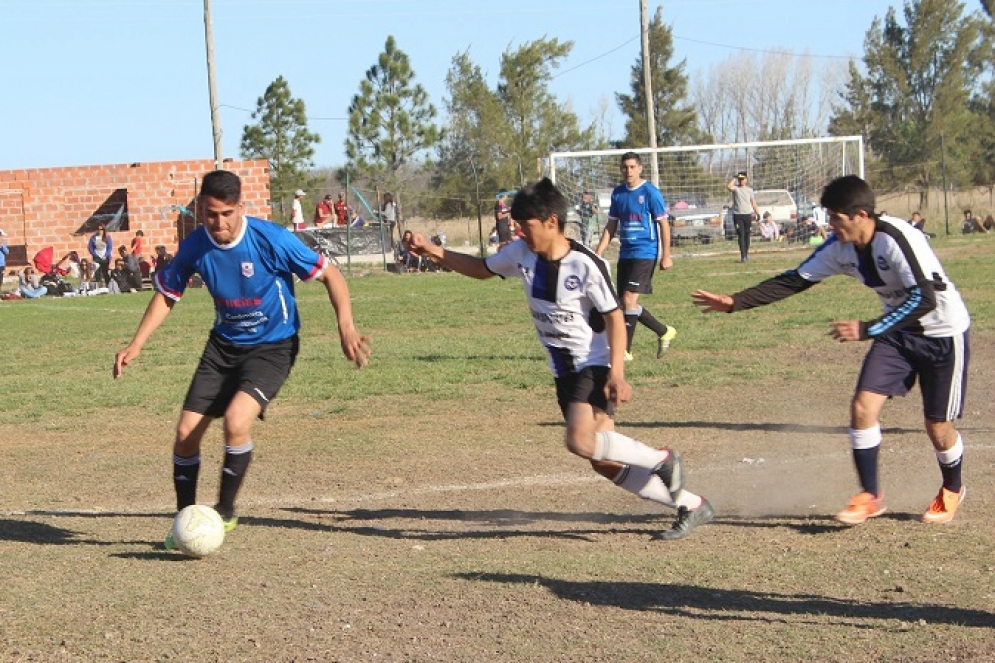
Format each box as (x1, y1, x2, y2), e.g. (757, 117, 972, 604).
(200, 170, 242, 203)
(510, 178, 568, 230)
(620, 151, 642, 165)
(820, 175, 875, 218)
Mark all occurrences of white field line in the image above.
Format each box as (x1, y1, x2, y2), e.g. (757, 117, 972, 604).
(10, 441, 993, 517)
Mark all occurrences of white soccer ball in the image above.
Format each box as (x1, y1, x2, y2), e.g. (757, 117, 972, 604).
(171, 504, 225, 557)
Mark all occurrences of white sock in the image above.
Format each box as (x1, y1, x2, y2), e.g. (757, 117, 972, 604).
(593, 431, 668, 470)
(615, 465, 675, 506)
(673, 490, 704, 510)
(935, 435, 963, 465)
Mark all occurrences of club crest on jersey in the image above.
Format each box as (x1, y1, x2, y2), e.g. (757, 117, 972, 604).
(638, 195, 645, 204)
(876, 256, 890, 271)
(564, 275, 582, 291)
(241, 262, 255, 278)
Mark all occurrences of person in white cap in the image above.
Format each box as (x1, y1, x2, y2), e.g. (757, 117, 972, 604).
(291, 189, 306, 231)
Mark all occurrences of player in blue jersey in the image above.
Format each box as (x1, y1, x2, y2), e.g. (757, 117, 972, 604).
(113, 170, 372, 547)
(408, 177, 714, 540)
(692, 175, 971, 525)
(595, 152, 677, 362)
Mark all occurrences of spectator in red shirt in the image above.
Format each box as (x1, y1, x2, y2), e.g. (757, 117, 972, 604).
(333, 193, 350, 226)
(314, 195, 333, 227)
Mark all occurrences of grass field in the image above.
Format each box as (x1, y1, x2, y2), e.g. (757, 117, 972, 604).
(1, 235, 993, 662)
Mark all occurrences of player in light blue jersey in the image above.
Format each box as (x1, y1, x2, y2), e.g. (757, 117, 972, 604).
(596, 152, 677, 361)
(114, 170, 371, 547)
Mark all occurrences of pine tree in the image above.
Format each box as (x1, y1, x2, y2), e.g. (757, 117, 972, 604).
(240, 76, 320, 221)
(345, 36, 440, 199)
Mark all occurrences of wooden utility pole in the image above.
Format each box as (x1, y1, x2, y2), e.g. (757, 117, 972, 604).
(204, 0, 223, 168)
(640, 0, 660, 186)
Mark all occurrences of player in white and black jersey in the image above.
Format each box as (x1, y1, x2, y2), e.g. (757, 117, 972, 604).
(693, 175, 971, 526)
(409, 178, 714, 540)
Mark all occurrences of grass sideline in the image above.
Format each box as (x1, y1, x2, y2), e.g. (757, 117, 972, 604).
(0, 234, 993, 661)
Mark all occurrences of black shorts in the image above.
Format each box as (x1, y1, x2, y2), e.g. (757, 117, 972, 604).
(856, 330, 970, 421)
(183, 332, 300, 419)
(616, 258, 656, 295)
(554, 365, 614, 419)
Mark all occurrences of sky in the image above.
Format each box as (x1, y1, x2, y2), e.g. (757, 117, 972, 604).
(2, 0, 902, 171)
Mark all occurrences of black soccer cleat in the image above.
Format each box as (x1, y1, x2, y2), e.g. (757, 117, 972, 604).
(652, 449, 682, 498)
(656, 499, 715, 541)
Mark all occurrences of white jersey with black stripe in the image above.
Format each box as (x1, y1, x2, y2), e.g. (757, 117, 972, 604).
(795, 215, 970, 337)
(485, 239, 621, 377)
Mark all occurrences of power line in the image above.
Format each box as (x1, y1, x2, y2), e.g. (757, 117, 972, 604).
(673, 35, 858, 61)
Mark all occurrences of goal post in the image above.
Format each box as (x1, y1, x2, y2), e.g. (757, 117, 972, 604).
(547, 136, 864, 248)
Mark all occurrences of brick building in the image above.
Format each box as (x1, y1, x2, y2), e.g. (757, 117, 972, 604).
(0, 159, 270, 267)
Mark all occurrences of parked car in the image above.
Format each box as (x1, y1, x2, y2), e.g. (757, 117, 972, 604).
(754, 189, 797, 227)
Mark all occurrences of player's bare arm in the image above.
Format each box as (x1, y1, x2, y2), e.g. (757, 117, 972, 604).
(409, 232, 493, 280)
(691, 289, 734, 314)
(602, 309, 633, 406)
(658, 217, 672, 270)
(113, 291, 175, 378)
(595, 219, 618, 256)
(316, 266, 372, 368)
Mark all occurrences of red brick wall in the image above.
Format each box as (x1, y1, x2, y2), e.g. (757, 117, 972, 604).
(0, 159, 270, 266)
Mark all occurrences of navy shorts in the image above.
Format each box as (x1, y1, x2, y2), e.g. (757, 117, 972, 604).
(555, 365, 614, 420)
(183, 332, 300, 419)
(856, 330, 969, 421)
(616, 258, 656, 295)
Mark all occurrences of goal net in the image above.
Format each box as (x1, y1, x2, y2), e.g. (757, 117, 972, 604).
(547, 136, 864, 248)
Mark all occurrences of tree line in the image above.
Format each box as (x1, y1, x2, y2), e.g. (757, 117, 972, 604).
(239, 0, 994, 221)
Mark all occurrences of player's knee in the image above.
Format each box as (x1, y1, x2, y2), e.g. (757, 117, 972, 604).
(564, 429, 594, 459)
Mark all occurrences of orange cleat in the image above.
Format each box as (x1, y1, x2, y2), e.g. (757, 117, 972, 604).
(922, 487, 966, 524)
(835, 491, 887, 525)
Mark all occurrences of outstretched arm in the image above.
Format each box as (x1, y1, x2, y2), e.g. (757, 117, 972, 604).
(409, 232, 494, 280)
(316, 264, 372, 368)
(114, 291, 175, 378)
(691, 289, 735, 314)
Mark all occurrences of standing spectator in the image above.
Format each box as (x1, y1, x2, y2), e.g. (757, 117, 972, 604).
(758, 212, 780, 242)
(18, 266, 48, 298)
(380, 192, 398, 244)
(113, 170, 371, 549)
(333, 192, 350, 227)
(117, 245, 143, 291)
(727, 171, 760, 262)
(595, 151, 678, 362)
(291, 189, 306, 231)
(577, 190, 599, 247)
(692, 175, 972, 526)
(961, 209, 986, 234)
(88, 224, 113, 285)
(0, 229, 8, 287)
(491, 191, 514, 248)
(130, 229, 144, 257)
(153, 245, 173, 273)
(408, 178, 714, 540)
(314, 195, 333, 227)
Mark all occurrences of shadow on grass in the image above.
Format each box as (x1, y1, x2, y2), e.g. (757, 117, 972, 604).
(453, 572, 995, 628)
(537, 420, 923, 436)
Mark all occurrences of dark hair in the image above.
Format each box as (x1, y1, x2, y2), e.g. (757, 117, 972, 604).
(620, 151, 642, 165)
(200, 170, 242, 203)
(963, 209, 972, 215)
(820, 175, 876, 218)
(510, 178, 568, 230)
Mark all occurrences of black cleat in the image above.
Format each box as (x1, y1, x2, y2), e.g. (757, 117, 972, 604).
(656, 499, 715, 541)
(652, 449, 682, 498)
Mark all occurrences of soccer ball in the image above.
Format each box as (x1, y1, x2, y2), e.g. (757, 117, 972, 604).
(171, 504, 225, 557)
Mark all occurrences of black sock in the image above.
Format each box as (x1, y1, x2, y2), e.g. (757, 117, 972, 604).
(624, 312, 638, 351)
(940, 456, 963, 492)
(173, 453, 201, 512)
(852, 446, 880, 497)
(637, 306, 667, 337)
(217, 442, 254, 519)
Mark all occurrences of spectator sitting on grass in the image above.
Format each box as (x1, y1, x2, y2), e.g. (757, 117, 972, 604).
(18, 266, 48, 299)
